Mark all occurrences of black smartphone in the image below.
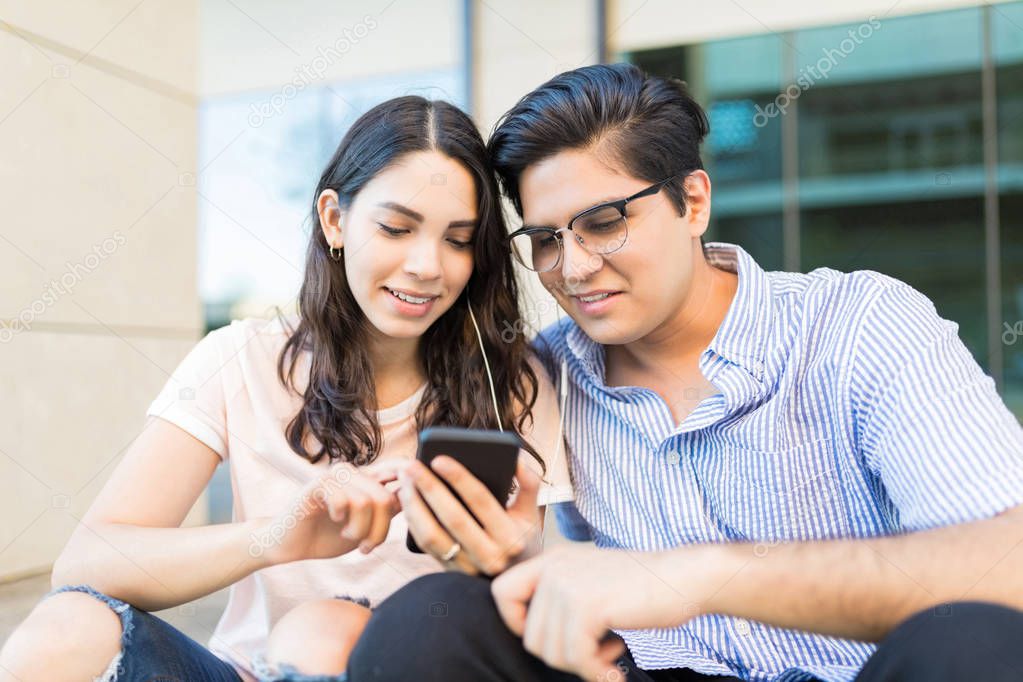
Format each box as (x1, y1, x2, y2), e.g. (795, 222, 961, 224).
(405, 427, 522, 553)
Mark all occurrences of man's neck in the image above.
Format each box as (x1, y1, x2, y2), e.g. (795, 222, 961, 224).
(608, 253, 739, 381)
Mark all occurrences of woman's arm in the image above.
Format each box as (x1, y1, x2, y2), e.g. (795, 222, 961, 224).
(51, 417, 271, 611)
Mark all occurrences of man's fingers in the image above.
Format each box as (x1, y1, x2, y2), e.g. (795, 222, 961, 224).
(491, 556, 543, 636)
(597, 633, 627, 664)
(567, 632, 625, 681)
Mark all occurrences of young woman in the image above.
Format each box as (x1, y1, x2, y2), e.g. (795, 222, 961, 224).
(0, 95, 570, 682)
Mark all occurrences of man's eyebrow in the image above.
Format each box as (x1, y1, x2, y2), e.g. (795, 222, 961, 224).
(518, 197, 624, 232)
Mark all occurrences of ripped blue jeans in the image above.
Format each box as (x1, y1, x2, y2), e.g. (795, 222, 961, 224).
(46, 584, 348, 682)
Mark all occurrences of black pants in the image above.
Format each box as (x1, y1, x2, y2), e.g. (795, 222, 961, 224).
(347, 573, 1023, 681)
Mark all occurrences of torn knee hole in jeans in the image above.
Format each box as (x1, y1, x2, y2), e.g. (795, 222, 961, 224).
(45, 584, 133, 682)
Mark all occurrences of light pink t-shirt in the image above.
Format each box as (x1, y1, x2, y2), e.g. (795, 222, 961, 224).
(145, 314, 572, 680)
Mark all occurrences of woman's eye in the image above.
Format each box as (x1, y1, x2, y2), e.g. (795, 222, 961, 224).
(446, 238, 473, 249)
(377, 223, 408, 236)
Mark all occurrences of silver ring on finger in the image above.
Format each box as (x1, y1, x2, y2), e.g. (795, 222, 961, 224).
(441, 541, 461, 562)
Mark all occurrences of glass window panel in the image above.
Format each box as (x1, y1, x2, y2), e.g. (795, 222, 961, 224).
(996, 1, 1023, 418)
(802, 198, 988, 363)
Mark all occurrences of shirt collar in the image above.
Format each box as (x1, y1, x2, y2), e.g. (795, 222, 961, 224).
(701, 242, 774, 383)
(563, 241, 776, 396)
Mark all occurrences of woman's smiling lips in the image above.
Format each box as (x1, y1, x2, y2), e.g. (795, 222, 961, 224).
(383, 286, 440, 317)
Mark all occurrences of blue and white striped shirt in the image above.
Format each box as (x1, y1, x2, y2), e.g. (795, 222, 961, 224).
(537, 242, 1023, 682)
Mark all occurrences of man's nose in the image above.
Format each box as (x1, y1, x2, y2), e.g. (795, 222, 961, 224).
(560, 232, 601, 283)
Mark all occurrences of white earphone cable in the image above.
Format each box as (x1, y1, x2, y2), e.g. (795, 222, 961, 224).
(466, 296, 504, 432)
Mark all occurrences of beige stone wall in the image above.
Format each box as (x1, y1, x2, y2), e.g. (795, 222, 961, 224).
(0, 1, 203, 580)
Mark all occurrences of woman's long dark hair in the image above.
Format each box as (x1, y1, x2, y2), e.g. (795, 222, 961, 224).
(276, 96, 542, 469)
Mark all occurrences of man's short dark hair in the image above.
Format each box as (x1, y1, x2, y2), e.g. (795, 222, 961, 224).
(487, 62, 710, 218)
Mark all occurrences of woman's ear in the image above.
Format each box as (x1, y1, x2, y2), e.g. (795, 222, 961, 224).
(682, 170, 712, 239)
(317, 189, 345, 250)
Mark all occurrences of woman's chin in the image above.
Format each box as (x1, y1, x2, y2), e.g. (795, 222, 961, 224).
(366, 309, 446, 340)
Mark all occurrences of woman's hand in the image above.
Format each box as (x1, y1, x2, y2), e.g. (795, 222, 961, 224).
(253, 459, 409, 566)
(399, 455, 544, 576)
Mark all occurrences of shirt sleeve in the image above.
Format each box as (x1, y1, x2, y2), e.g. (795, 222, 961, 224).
(145, 325, 234, 461)
(850, 279, 1023, 531)
(518, 356, 574, 507)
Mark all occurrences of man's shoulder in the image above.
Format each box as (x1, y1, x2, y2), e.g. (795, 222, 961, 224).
(768, 266, 919, 327)
(764, 266, 950, 373)
(533, 316, 577, 353)
(531, 317, 579, 376)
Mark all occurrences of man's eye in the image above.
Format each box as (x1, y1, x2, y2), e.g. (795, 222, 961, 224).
(586, 218, 624, 232)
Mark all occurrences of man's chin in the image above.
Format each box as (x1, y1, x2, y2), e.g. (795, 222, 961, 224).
(571, 315, 645, 347)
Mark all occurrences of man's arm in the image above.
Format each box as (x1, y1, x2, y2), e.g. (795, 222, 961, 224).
(674, 502, 1023, 642)
(492, 505, 1023, 677)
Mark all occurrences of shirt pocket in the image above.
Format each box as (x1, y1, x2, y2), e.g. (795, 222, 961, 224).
(695, 437, 854, 542)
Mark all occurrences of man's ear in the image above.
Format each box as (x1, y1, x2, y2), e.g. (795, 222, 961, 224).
(682, 170, 712, 239)
(317, 189, 344, 249)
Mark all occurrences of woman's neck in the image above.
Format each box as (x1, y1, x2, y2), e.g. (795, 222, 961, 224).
(366, 330, 427, 409)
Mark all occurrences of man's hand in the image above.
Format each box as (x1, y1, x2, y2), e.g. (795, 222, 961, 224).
(491, 545, 706, 679)
(399, 455, 544, 575)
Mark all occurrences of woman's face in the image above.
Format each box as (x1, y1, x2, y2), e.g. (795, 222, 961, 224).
(321, 150, 478, 340)
(517, 148, 711, 346)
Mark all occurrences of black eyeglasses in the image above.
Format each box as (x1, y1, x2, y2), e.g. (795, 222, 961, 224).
(506, 177, 676, 273)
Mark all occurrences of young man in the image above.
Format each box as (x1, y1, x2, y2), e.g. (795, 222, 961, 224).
(347, 64, 1023, 682)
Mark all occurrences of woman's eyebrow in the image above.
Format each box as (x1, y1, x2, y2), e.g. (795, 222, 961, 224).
(377, 203, 476, 229)
(377, 202, 423, 222)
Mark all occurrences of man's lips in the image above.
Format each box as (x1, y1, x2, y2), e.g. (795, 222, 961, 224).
(568, 289, 621, 302)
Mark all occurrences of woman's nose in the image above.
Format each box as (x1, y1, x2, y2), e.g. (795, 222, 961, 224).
(403, 238, 442, 280)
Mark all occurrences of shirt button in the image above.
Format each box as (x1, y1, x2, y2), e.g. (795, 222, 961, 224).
(752, 361, 765, 374)
(735, 619, 751, 636)
(665, 452, 681, 465)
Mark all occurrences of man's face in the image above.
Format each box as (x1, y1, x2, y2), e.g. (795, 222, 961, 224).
(517, 148, 711, 346)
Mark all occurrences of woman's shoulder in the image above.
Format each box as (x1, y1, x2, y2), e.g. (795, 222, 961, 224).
(213, 313, 301, 357)
(189, 313, 305, 393)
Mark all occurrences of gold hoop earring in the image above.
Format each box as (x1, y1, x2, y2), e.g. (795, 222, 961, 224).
(329, 244, 342, 261)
